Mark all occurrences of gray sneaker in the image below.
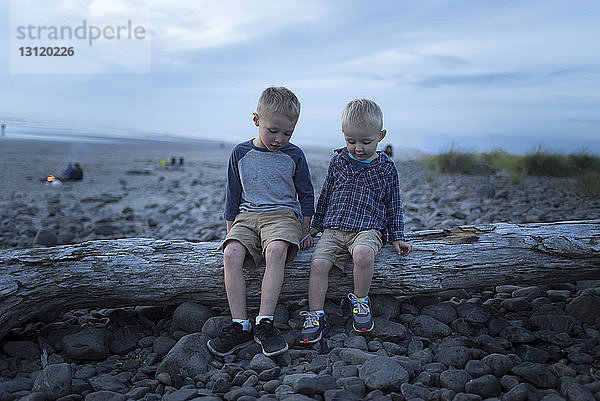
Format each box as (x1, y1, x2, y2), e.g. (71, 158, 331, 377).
(299, 311, 328, 344)
(348, 293, 374, 332)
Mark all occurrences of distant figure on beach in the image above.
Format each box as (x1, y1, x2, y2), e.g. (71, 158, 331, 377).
(179, 157, 184, 166)
(159, 157, 167, 167)
(171, 157, 176, 166)
(57, 162, 83, 181)
(384, 144, 393, 158)
(1, 122, 5, 137)
(72, 163, 83, 180)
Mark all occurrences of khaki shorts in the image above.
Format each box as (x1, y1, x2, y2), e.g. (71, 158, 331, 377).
(311, 229, 383, 271)
(221, 208, 302, 270)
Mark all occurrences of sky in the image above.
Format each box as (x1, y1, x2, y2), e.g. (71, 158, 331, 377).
(1, 0, 599, 154)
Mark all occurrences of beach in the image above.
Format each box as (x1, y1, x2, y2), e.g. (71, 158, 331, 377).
(1, 136, 600, 400)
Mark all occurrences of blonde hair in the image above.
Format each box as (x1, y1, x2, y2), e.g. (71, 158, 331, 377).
(256, 87, 301, 120)
(341, 99, 383, 131)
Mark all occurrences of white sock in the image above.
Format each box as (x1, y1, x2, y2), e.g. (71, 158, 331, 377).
(256, 315, 274, 325)
(232, 318, 251, 332)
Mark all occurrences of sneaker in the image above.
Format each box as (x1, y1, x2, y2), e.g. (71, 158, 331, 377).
(299, 311, 328, 344)
(254, 318, 288, 356)
(348, 293, 374, 332)
(207, 322, 253, 356)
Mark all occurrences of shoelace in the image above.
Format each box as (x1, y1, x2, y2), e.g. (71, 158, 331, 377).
(220, 323, 243, 341)
(348, 293, 370, 315)
(300, 311, 320, 328)
(256, 319, 277, 337)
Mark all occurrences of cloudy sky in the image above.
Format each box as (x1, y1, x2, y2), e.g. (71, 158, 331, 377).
(1, 0, 599, 154)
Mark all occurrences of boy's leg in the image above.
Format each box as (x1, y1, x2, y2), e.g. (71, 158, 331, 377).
(254, 239, 290, 356)
(223, 240, 248, 319)
(308, 258, 334, 311)
(300, 257, 334, 344)
(258, 240, 289, 316)
(207, 239, 253, 356)
(349, 244, 376, 332)
(351, 245, 375, 298)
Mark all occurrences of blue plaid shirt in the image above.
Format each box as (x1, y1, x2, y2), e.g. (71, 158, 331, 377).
(311, 148, 405, 243)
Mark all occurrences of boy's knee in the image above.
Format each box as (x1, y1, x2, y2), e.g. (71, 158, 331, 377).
(352, 246, 374, 267)
(311, 258, 333, 273)
(223, 241, 246, 265)
(265, 240, 289, 259)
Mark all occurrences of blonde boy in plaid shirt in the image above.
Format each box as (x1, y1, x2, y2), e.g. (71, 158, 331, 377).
(300, 99, 412, 343)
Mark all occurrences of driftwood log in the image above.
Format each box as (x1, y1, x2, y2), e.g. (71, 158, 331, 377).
(1, 219, 599, 340)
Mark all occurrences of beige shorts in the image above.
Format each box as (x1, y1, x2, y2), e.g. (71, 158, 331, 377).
(311, 228, 383, 271)
(221, 208, 302, 270)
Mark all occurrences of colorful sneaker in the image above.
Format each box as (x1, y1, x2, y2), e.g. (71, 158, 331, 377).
(254, 318, 288, 356)
(348, 293, 374, 332)
(299, 311, 328, 344)
(207, 322, 253, 356)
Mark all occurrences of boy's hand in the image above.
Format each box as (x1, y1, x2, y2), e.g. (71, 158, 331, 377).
(300, 217, 314, 251)
(393, 240, 413, 256)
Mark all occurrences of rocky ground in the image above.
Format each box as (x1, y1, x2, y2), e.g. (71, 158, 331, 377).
(1, 283, 600, 401)
(1, 138, 599, 401)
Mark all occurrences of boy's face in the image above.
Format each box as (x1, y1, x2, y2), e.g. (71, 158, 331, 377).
(342, 124, 387, 161)
(252, 112, 298, 152)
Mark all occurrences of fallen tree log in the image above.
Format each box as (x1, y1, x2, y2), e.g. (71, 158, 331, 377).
(1, 219, 599, 340)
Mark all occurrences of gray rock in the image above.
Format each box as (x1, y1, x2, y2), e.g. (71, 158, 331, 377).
(224, 387, 259, 401)
(502, 383, 543, 401)
(202, 316, 230, 338)
(359, 356, 409, 391)
(451, 318, 481, 337)
(456, 303, 490, 324)
(344, 335, 368, 350)
(109, 328, 139, 355)
(473, 335, 511, 354)
(293, 375, 337, 394)
(336, 377, 365, 396)
(155, 333, 212, 379)
(84, 392, 124, 401)
(530, 315, 576, 332)
(62, 327, 109, 360)
(32, 363, 72, 400)
(88, 374, 127, 392)
(500, 297, 531, 312)
(338, 348, 377, 365)
(400, 383, 432, 400)
(33, 229, 58, 246)
(0, 376, 33, 393)
(372, 317, 409, 341)
(452, 393, 481, 401)
(540, 395, 566, 401)
(481, 354, 513, 377)
(464, 374, 501, 398)
(500, 375, 521, 391)
(280, 395, 316, 401)
(410, 315, 452, 339)
(422, 303, 457, 325)
(372, 295, 402, 319)
(324, 389, 361, 401)
(263, 379, 281, 393)
(17, 393, 45, 401)
(518, 345, 550, 363)
(465, 360, 491, 378)
(435, 346, 472, 368)
(440, 369, 472, 392)
(153, 336, 176, 357)
(512, 362, 557, 389)
(258, 367, 281, 381)
(535, 330, 573, 346)
(162, 388, 199, 401)
(561, 381, 594, 401)
(500, 326, 535, 343)
(546, 290, 571, 301)
(512, 286, 545, 300)
(2, 341, 40, 360)
(249, 353, 276, 372)
(171, 302, 212, 332)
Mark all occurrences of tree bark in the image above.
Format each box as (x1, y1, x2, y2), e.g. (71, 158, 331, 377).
(1, 219, 599, 340)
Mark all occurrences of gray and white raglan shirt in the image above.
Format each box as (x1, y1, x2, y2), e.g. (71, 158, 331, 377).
(224, 140, 314, 222)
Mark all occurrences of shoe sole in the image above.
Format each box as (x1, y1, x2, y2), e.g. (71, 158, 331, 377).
(299, 325, 329, 344)
(254, 336, 289, 357)
(207, 339, 253, 357)
(352, 321, 374, 333)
